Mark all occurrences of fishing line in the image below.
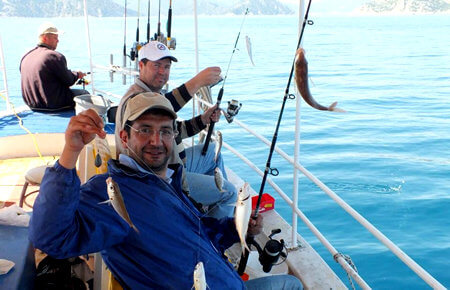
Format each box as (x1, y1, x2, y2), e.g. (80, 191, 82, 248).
(122, 0, 128, 84)
(237, 0, 314, 276)
(200, 8, 250, 156)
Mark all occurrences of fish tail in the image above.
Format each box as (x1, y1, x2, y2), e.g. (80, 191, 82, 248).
(328, 101, 347, 113)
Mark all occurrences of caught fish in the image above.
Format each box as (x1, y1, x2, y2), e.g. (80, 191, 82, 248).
(214, 167, 225, 192)
(294, 48, 346, 112)
(245, 35, 255, 66)
(234, 182, 252, 253)
(101, 177, 139, 233)
(198, 129, 207, 144)
(193, 261, 208, 290)
(214, 131, 222, 163)
(93, 135, 112, 173)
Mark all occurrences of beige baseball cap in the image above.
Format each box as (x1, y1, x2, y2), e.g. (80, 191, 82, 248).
(138, 41, 177, 62)
(121, 92, 177, 129)
(37, 22, 62, 36)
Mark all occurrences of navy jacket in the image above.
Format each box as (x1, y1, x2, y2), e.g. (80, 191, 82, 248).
(20, 45, 78, 111)
(29, 160, 244, 289)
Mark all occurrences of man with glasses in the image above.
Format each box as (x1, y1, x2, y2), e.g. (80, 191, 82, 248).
(20, 22, 88, 111)
(115, 41, 236, 219)
(30, 92, 302, 289)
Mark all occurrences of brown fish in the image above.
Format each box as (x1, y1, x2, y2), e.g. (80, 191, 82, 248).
(294, 48, 345, 112)
(101, 177, 139, 233)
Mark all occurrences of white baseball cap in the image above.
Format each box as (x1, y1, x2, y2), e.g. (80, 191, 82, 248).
(138, 41, 178, 62)
(37, 22, 62, 36)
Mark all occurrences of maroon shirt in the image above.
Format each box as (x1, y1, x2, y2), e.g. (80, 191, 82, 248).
(20, 44, 78, 111)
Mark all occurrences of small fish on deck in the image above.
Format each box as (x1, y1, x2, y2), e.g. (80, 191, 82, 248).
(193, 261, 209, 290)
(214, 167, 226, 192)
(100, 177, 139, 233)
(234, 182, 252, 253)
(294, 48, 346, 112)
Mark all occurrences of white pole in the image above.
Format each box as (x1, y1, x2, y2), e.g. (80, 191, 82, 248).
(0, 35, 10, 111)
(83, 0, 96, 94)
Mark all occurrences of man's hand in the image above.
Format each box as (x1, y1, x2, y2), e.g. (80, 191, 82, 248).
(185, 66, 222, 96)
(247, 212, 263, 237)
(59, 109, 106, 169)
(76, 71, 87, 79)
(201, 104, 220, 125)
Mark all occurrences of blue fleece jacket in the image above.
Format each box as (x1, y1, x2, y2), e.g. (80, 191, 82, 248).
(29, 160, 244, 289)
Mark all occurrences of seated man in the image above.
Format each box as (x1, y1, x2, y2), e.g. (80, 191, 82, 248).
(20, 22, 88, 111)
(115, 41, 236, 219)
(29, 92, 302, 289)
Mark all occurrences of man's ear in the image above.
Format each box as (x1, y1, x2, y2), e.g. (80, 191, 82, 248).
(138, 61, 145, 71)
(119, 129, 129, 148)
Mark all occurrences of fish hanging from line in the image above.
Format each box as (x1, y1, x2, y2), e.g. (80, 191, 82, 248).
(214, 131, 222, 163)
(93, 135, 113, 173)
(245, 35, 255, 66)
(193, 261, 209, 290)
(100, 177, 139, 233)
(294, 48, 346, 112)
(234, 182, 252, 253)
(214, 167, 225, 193)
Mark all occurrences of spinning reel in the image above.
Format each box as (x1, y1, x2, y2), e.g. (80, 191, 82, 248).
(223, 99, 242, 123)
(237, 229, 287, 275)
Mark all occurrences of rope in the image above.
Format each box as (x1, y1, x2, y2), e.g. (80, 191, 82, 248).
(0, 92, 45, 161)
(334, 252, 358, 290)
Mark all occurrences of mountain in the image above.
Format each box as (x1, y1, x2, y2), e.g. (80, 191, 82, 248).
(358, 0, 450, 14)
(0, 0, 135, 17)
(0, 0, 293, 17)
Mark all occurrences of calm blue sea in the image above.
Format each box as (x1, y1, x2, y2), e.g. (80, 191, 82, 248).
(1, 14, 449, 289)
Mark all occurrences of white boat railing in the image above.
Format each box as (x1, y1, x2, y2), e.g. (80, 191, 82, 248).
(0, 34, 10, 112)
(195, 95, 445, 289)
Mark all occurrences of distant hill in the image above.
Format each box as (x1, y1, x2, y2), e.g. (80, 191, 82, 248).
(0, 0, 293, 17)
(0, 0, 131, 17)
(358, 0, 450, 14)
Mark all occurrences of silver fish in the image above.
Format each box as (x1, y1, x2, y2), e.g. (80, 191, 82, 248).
(214, 167, 225, 192)
(214, 131, 222, 163)
(245, 35, 255, 66)
(193, 261, 208, 290)
(101, 177, 139, 233)
(93, 135, 112, 172)
(295, 48, 345, 112)
(234, 182, 252, 253)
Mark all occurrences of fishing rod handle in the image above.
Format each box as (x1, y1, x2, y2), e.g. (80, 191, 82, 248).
(167, 9, 172, 38)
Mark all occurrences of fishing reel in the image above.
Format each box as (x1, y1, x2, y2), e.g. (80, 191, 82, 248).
(153, 33, 177, 50)
(238, 229, 287, 274)
(223, 99, 242, 123)
(130, 41, 145, 61)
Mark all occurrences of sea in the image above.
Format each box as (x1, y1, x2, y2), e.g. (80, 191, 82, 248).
(0, 13, 449, 289)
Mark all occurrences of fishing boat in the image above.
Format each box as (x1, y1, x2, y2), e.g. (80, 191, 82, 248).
(0, 1, 447, 289)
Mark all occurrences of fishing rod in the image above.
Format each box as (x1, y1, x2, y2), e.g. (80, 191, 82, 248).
(130, 0, 141, 61)
(201, 8, 249, 155)
(155, 0, 161, 41)
(146, 0, 150, 42)
(166, 0, 175, 49)
(237, 0, 314, 276)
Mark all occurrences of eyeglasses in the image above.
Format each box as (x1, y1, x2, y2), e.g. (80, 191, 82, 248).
(126, 124, 178, 141)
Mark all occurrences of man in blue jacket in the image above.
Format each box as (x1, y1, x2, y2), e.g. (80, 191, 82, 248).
(29, 92, 302, 289)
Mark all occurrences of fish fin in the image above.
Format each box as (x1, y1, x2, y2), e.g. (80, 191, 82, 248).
(98, 199, 111, 205)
